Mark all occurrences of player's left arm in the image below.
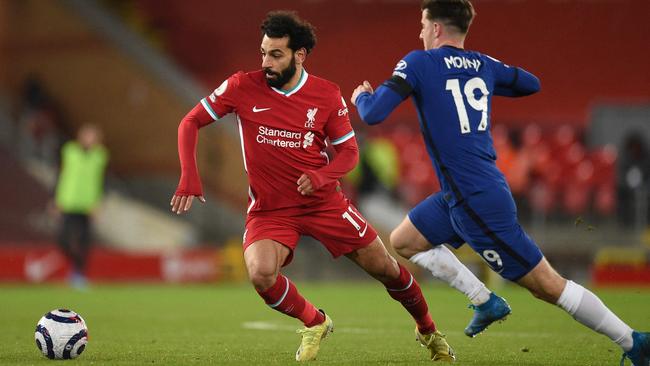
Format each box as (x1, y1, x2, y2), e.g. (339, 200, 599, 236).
(298, 138, 358, 195)
(297, 94, 358, 196)
(490, 57, 541, 97)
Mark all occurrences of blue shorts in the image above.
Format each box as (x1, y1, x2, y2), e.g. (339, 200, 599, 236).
(408, 187, 543, 281)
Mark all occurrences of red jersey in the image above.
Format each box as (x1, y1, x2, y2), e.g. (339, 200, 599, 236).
(199, 69, 355, 214)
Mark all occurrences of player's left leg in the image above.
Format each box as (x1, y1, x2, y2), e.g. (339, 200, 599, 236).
(74, 214, 91, 285)
(345, 237, 455, 361)
(345, 236, 434, 333)
(452, 188, 646, 364)
(395, 193, 509, 337)
(57, 214, 75, 270)
(517, 258, 648, 365)
(305, 201, 453, 361)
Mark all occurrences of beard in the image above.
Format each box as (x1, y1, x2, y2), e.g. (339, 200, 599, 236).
(264, 55, 297, 89)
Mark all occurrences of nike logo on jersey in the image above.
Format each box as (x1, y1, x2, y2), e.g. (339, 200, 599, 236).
(253, 106, 271, 113)
(359, 221, 368, 237)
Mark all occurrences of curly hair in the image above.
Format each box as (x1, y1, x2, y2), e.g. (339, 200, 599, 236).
(260, 11, 317, 54)
(421, 0, 476, 34)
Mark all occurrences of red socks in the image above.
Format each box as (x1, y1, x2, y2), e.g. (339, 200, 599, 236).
(385, 264, 436, 335)
(257, 268, 434, 334)
(257, 274, 324, 327)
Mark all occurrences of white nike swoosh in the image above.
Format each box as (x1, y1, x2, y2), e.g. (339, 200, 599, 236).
(25, 251, 63, 282)
(359, 221, 368, 237)
(253, 106, 271, 112)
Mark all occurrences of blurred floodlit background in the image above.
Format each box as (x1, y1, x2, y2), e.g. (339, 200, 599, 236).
(1, 0, 650, 288)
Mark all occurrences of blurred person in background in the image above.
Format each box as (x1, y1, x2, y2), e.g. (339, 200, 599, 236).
(171, 10, 454, 362)
(17, 76, 66, 166)
(618, 133, 650, 228)
(352, 0, 650, 364)
(54, 124, 108, 288)
(357, 134, 401, 200)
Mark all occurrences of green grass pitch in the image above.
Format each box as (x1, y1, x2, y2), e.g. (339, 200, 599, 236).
(1, 283, 648, 365)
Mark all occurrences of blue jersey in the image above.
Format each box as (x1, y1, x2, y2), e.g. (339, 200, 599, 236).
(356, 45, 540, 207)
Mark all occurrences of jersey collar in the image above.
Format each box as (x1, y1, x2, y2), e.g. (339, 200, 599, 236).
(271, 69, 308, 97)
(441, 45, 464, 51)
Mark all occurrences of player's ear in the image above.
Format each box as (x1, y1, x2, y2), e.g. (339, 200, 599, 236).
(294, 47, 307, 65)
(433, 21, 442, 38)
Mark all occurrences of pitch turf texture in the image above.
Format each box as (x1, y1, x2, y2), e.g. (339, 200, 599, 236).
(1, 283, 648, 365)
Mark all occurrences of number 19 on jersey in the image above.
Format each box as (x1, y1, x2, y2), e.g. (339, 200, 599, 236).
(445, 77, 489, 134)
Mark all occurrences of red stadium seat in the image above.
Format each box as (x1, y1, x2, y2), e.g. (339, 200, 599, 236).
(594, 184, 616, 216)
(529, 182, 556, 215)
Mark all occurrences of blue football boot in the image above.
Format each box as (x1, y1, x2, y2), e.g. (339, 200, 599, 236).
(464, 292, 512, 337)
(621, 331, 650, 366)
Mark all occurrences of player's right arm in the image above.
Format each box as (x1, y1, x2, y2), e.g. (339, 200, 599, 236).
(352, 51, 423, 125)
(171, 73, 242, 214)
(489, 57, 541, 97)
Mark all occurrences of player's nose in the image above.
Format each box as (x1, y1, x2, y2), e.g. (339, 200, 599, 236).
(261, 55, 273, 69)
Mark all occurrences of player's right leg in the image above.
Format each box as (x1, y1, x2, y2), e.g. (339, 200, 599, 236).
(243, 216, 332, 362)
(392, 193, 510, 337)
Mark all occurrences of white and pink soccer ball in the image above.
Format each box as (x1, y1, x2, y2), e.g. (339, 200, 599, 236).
(34, 309, 88, 359)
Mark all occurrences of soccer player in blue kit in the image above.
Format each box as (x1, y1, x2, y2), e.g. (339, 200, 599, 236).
(351, 1, 649, 364)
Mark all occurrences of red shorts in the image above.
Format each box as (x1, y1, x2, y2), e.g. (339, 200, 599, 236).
(243, 197, 378, 266)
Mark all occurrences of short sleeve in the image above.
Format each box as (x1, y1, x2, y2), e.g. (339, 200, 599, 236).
(200, 72, 244, 121)
(326, 92, 355, 146)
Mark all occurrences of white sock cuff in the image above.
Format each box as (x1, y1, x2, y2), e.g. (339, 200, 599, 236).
(409, 250, 433, 265)
(410, 247, 490, 305)
(556, 280, 584, 315)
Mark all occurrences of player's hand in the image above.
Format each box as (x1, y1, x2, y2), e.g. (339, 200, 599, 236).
(170, 194, 206, 215)
(297, 174, 314, 196)
(351, 81, 374, 106)
(46, 200, 60, 218)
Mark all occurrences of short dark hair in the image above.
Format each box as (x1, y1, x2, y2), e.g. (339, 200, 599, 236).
(421, 0, 476, 34)
(260, 11, 317, 54)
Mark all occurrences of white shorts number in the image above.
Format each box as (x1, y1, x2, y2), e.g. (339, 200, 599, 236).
(482, 250, 503, 268)
(342, 206, 364, 230)
(342, 206, 369, 237)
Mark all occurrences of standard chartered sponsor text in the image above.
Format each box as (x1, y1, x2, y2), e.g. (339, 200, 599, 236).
(257, 125, 302, 148)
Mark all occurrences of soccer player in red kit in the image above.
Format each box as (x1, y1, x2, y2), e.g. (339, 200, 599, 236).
(170, 11, 455, 363)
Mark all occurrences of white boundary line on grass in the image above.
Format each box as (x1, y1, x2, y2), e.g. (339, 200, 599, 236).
(241, 321, 553, 338)
(242, 321, 370, 333)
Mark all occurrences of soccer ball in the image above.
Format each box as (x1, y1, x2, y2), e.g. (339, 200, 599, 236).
(34, 309, 88, 359)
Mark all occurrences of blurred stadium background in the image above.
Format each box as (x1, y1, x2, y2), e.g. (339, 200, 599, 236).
(1, 0, 650, 289)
